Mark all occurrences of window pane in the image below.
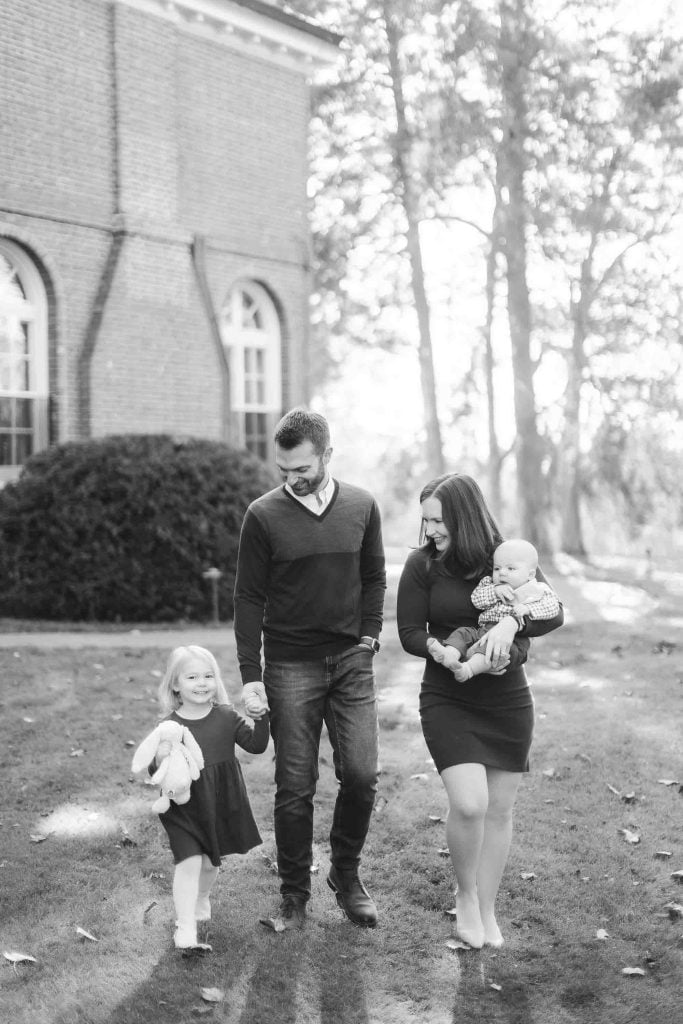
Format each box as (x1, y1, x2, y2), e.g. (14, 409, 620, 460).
(0, 396, 12, 428)
(244, 412, 268, 460)
(15, 397, 33, 428)
(0, 432, 12, 464)
(14, 432, 33, 464)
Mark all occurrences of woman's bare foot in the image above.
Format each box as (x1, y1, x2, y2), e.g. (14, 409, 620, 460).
(481, 913, 504, 948)
(455, 891, 484, 949)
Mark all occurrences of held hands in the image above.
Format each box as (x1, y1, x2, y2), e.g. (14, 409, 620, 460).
(242, 681, 269, 719)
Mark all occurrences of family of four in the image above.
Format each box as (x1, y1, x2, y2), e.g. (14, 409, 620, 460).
(137, 408, 563, 954)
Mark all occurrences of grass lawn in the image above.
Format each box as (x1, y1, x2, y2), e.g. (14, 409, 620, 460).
(1, 566, 682, 1023)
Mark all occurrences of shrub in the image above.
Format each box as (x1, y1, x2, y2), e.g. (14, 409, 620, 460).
(0, 434, 276, 622)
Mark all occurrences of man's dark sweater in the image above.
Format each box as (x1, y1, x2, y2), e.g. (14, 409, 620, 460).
(233, 481, 386, 684)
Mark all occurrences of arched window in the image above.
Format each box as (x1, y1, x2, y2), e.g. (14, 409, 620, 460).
(0, 239, 49, 483)
(220, 280, 281, 460)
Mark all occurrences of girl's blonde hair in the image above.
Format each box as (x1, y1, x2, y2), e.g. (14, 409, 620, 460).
(158, 645, 232, 716)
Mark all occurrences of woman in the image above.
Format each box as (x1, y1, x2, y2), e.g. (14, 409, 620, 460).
(397, 474, 563, 949)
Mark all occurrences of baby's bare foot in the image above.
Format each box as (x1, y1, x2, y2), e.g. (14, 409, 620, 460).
(452, 662, 474, 682)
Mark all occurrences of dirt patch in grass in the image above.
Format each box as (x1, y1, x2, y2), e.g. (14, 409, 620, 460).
(1, 567, 682, 1023)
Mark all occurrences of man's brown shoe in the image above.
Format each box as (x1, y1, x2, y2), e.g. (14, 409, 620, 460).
(280, 893, 306, 929)
(327, 866, 378, 928)
(259, 893, 307, 932)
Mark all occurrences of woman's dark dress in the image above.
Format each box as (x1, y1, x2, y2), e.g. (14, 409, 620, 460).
(397, 548, 563, 773)
(159, 705, 269, 866)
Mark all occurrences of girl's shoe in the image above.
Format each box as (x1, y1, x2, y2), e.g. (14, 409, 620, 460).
(174, 925, 212, 952)
(195, 896, 212, 922)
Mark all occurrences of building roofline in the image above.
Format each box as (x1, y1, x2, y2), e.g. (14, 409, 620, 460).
(230, 1, 342, 47)
(109, 0, 341, 70)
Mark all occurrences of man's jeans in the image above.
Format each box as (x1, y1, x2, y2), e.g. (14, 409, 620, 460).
(263, 645, 379, 901)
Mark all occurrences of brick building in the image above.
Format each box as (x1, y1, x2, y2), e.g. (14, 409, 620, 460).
(0, 0, 339, 483)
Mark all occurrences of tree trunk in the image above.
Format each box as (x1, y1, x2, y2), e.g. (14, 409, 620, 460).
(484, 178, 505, 516)
(498, 0, 550, 553)
(382, 2, 444, 479)
(559, 269, 589, 554)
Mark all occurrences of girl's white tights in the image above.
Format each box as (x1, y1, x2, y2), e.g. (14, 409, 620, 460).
(173, 854, 219, 946)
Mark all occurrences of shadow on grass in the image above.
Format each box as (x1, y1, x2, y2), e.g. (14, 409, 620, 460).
(98, 919, 371, 1024)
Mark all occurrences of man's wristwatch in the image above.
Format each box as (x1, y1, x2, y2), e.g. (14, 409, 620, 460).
(360, 636, 380, 653)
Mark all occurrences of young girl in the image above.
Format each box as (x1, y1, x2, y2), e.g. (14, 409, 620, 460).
(143, 645, 269, 952)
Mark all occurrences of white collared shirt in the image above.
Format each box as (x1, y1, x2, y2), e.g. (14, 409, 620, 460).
(285, 474, 335, 515)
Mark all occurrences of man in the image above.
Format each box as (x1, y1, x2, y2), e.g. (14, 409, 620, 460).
(233, 408, 386, 930)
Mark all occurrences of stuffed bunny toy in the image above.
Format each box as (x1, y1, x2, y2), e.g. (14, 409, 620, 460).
(131, 720, 205, 813)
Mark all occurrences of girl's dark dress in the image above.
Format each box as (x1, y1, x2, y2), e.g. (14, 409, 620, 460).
(397, 549, 563, 773)
(159, 705, 269, 866)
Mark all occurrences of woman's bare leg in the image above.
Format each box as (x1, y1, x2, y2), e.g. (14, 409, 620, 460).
(477, 767, 522, 947)
(440, 763, 488, 948)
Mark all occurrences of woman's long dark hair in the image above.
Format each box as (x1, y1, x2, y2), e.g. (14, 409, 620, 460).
(420, 474, 503, 579)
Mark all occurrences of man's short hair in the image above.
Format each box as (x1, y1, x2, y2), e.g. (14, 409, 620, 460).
(274, 408, 331, 455)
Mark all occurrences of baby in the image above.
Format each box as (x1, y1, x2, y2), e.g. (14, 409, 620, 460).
(429, 538, 560, 681)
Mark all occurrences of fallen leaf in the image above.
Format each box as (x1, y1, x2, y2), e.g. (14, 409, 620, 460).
(621, 792, 637, 804)
(444, 907, 457, 917)
(200, 987, 224, 1003)
(259, 851, 278, 874)
(671, 870, 683, 882)
(654, 851, 672, 860)
(445, 938, 471, 951)
(489, 982, 502, 991)
(621, 967, 646, 977)
(664, 901, 683, 920)
(428, 814, 445, 824)
(520, 872, 536, 881)
(118, 828, 136, 847)
(657, 779, 679, 787)
(124, 740, 135, 748)
(438, 847, 450, 857)
(3, 951, 37, 965)
(596, 928, 609, 940)
(29, 833, 48, 844)
(410, 773, 428, 780)
(617, 828, 640, 845)
(258, 916, 286, 932)
(76, 927, 99, 942)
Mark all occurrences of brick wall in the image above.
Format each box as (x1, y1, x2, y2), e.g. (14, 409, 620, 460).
(0, 0, 316, 456)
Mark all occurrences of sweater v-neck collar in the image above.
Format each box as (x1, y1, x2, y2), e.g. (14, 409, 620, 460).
(282, 479, 339, 520)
